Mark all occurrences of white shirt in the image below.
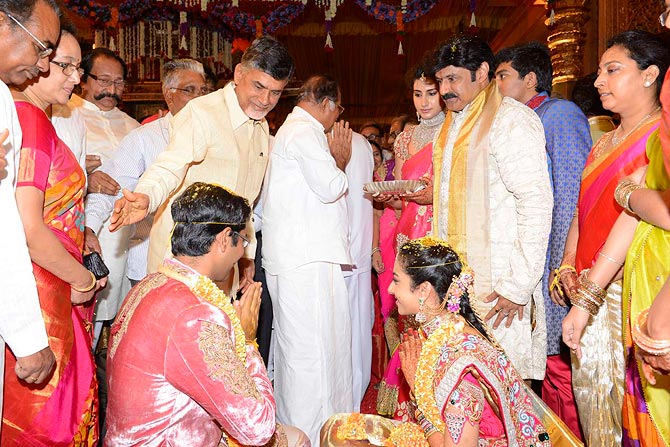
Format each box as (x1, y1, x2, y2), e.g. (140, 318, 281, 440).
(344, 132, 374, 274)
(52, 94, 139, 168)
(0, 81, 49, 357)
(52, 102, 87, 174)
(86, 115, 170, 281)
(262, 106, 351, 274)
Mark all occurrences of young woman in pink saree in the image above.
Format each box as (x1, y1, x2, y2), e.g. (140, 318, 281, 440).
(376, 66, 445, 419)
(2, 28, 102, 446)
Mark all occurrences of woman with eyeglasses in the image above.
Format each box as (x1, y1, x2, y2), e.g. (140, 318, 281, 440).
(376, 61, 445, 421)
(2, 23, 101, 445)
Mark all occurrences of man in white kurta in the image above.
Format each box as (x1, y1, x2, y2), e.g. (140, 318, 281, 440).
(262, 75, 353, 446)
(0, 0, 61, 422)
(85, 59, 208, 294)
(343, 132, 374, 411)
(431, 35, 552, 380)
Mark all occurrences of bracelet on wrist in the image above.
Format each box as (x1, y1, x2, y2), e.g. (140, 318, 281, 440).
(632, 309, 670, 356)
(71, 271, 96, 293)
(246, 338, 259, 349)
(371, 247, 381, 256)
(557, 264, 576, 274)
(614, 179, 644, 213)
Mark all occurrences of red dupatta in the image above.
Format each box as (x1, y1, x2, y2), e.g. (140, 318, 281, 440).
(575, 121, 656, 272)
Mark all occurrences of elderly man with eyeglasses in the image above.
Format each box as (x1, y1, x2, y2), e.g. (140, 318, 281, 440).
(0, 0, 60, 436)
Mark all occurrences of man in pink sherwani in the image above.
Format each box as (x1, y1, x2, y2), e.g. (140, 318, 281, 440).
(105, 182, 309, 447)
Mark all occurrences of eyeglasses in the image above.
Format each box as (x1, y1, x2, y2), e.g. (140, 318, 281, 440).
(661, 9, 669, 27)
(232, 231, 250, 248)
(51, 61, 84, 77)
(88, 73, 126, 89)
(365, 134, 381, 142)
(170, 86, 211, 97)
(388, 130, 401, 140)
(329, 99, 345, 116)
(6, 13, 53, 59)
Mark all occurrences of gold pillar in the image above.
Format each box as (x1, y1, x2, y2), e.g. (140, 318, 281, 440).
(546, 0, 589, 97)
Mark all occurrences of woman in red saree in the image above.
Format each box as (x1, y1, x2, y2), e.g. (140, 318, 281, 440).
(557, 30, 667, 446)
(2, 27, 102, 446)
(376, 64, 445, 420)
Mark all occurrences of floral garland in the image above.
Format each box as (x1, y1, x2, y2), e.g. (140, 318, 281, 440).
(353, 0, 439, 25)
(63, 0, 111, 28)
(159, 259, 246, 362)
(413, 315, 465, 433)
(204, 1, 305, 36)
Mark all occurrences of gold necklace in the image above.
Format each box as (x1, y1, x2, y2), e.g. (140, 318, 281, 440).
(610, 106, 661, 146)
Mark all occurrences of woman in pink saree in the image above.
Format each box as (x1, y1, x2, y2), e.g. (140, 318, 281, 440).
(2, 27, 103, 446)
(376, 65, 445, 419)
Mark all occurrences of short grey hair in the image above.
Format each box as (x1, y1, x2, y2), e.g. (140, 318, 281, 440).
(239, 36, 294, 81)
(162, 58, 205, 91)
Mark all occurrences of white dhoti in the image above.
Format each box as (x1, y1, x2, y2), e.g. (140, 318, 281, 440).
(268, 262, 353, 447)
(94, 220, 132, 322)
(343, 270, 373, 411)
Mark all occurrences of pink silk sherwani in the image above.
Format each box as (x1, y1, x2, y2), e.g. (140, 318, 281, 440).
(105, 259, 277, 447)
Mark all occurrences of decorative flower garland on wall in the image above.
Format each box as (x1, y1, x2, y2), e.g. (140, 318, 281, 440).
(353, 0, 438, 25)
(352, 0, 438, 54)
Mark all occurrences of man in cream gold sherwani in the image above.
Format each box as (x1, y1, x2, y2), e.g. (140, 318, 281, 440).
(262, 75, 353, 446)
(427, 35, 553, 381)
(109, 36, 294, 295)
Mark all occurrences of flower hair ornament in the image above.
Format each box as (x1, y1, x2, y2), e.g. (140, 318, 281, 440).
(445, 267, 475, 313)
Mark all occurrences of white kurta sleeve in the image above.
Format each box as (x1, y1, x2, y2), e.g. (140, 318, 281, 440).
(0, 84, 48, 357)
(287, 124, 348, 204)
(489, 102, 553, 306)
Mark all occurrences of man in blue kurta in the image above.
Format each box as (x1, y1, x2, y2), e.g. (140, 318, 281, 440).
(495, 41, 592, 440)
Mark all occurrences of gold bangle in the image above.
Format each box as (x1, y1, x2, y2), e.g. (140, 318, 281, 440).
(572, 297, 599, 316)
(632, 309, 670, 356)
(71, 271, 96, 293)
(578, 272, 607, 303)
(246, 338, 259, 349)
(614, 179, 643, 213)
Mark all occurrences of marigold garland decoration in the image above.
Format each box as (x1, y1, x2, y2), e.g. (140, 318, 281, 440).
(336, 413, 367, 440)
(383, 422, 429, 447)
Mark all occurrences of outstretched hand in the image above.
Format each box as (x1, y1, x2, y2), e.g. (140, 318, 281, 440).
(109, 189, 150, 232)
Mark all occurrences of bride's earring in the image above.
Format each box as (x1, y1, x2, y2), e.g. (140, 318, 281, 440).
(416, 111, 421, 123)
(416, 297, 427, 323)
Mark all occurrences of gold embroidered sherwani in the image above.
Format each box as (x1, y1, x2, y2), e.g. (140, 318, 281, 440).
(135, 83, 269, 272)
(105, 259, 277, 446)
(432, 84, 553, 380)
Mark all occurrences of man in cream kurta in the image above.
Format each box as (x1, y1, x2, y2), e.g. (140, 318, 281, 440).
(110, 37, 294, 294)
(431, 35, 553, 380)
(262, 75, 353, 446)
